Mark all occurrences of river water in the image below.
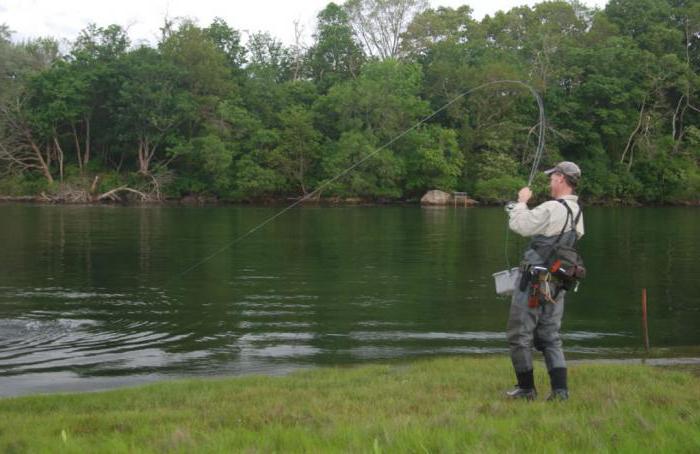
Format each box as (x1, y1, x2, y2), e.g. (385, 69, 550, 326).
(1, 204, 698, 396)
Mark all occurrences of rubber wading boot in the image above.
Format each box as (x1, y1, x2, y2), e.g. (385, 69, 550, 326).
(506, 370, 537, 400)
(547, 368, 568, 401)
(547, 389, 569, 401)
(506, 387, 537, 400)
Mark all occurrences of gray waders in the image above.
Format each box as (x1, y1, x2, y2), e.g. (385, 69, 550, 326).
(506, 275, 566, 373)
(506, 230, 577, 393)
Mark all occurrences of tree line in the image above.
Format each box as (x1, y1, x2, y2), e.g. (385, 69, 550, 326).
(1, 0, 698, 204)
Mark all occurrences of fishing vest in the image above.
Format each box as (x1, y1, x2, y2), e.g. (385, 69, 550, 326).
(522, 200, 582, 267)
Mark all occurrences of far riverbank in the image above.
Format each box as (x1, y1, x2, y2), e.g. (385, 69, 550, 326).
(2, 194, 699, 207)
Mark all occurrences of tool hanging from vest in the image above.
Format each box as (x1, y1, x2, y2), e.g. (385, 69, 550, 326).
(527, 266, 555, 308)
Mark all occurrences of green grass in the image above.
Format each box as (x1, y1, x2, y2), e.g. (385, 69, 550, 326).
(1, 357, 699, 453)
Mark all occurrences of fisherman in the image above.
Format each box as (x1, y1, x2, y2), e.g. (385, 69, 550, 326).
(505, 161, 584, 401)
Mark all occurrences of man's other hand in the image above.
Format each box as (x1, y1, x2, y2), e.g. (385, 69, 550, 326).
(518, 187, 533, 204)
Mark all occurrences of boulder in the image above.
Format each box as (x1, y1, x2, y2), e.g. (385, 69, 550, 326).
(421, 190, 452, 205)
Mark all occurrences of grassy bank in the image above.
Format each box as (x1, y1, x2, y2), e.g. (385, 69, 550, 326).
(1, 357, 699, 453)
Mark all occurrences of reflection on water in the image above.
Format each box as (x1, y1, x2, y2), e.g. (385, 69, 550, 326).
(0, 204, 699, 396)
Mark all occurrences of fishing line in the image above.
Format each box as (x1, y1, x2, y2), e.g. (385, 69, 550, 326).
(172, 80, 546, 282)
(526, 84, 546, 186)
(504, 81, 546, 269)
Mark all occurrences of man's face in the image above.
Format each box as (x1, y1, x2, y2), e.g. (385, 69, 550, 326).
(549, 172, 565, 196)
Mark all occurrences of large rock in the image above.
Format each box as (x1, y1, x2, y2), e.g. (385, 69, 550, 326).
(421, 190, 452, 205)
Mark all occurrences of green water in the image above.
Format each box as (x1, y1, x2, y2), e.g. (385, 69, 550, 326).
(1, 204, 698, 395)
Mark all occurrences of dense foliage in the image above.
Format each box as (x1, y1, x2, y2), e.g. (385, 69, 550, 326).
(1, 0, 699, 204)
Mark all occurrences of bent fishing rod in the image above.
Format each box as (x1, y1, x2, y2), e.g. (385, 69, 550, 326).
(171, 79, 547, 282)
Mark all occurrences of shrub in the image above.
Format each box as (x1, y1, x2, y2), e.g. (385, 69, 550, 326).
(474, 176, 527, 204)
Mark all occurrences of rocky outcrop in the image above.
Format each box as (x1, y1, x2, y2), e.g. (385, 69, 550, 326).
(420, 190, 477, 206)
(421, 190, 452, 205)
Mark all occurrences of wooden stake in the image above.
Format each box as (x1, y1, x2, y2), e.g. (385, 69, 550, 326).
(642, 288, 650, 353)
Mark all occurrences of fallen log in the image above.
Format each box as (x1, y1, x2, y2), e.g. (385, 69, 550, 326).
(97, 186, 149, 202)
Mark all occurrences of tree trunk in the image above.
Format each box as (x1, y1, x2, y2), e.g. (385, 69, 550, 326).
(2, 98, 53, 183)
(53, 136, 64, 182)
(27, 138, 53, 184)
(299, 150, 306, 195)
(621, 96, 646, 166)
(672, 96, 687, 155)
(84, 116, 91, 166)
(72, 122, 83, 173)
(138, 137, 156, 175)
(138, 138, 147, 174)
(90, 175, 100, 194)
(672, 17, 693, 155)
(23, 128, 54, 184)
(116, 151, 125, 173)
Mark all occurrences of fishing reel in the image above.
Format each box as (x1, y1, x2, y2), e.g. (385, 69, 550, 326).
(504, 201, 517, 212)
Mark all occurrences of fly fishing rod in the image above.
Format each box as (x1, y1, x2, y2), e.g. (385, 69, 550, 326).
(172, 80, 546, 282)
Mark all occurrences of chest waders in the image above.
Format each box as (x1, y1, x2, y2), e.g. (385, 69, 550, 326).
(518, 200, 583, 308)
(506, 201, 583, 400)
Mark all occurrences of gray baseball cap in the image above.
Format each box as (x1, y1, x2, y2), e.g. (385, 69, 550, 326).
(544, 161, 581, 181)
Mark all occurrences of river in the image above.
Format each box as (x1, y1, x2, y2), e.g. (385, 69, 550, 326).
(1, 204, 698, 396)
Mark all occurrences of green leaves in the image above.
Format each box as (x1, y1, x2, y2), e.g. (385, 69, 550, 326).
(322, 59, 428, 138)
(2, 2, 699, 203)
(403, 126, 463, 194)
(321, 131, 403, 198)
(309, 3, 364, 92)
(272, 106, 322, 195)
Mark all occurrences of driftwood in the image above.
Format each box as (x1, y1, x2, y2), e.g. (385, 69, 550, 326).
(97, 186, 149, 202)
(39, 188, 90, 203)
(30, 184, 150, 204)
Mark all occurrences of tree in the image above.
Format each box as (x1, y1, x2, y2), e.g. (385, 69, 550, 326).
(160, 19, 233, 100)
(67, 24, 131, 171)
(0, 95, 56, 183)
(344, 0, 428, 59)
(214, 100, 284, 199)
(403, 125, 463, 194)
(24, 61, 93, 181)
(115, 47, 195, 175)
(400, 5, 476, 60)
(0, 29, 61, 184)
(2, 1, 700, 204)
(321, 130, 404, 197)
(168, 133, 233, 194)
(308, 3, 365, 91)
(316, 59, 430, 198)
(246, 31, 291, 83)
(271, 105, 322, 195)
(319, 59, 429, 139)
(204, 17, 247, 71)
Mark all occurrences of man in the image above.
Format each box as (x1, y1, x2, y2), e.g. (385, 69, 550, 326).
(505, 161, 584, 401)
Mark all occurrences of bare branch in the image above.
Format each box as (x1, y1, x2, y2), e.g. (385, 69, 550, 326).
(98, 186, 149, 201)
(620, 96, 646, 165)
(345, 0, 428, 60)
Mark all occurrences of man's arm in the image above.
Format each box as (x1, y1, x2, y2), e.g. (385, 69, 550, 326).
(507, 186, 552, 237)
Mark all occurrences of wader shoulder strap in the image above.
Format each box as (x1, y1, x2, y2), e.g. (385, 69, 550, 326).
(555, 199, 582, 245)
